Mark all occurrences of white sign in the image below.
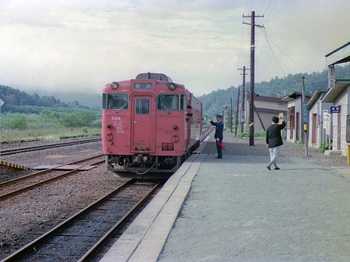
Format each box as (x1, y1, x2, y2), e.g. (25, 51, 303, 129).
(323, 112, 330, 135)
(323, 113, 329, 128)
(0, 98, 4, 107)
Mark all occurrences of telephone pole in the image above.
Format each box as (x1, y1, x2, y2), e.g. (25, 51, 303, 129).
(301, 76, 309, 157)
(243, 11, 264, 146)
(237, 66, 249, 133)
(235, 87, 240, 136)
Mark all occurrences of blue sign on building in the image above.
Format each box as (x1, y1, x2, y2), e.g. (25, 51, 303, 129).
(331, 106, 341, 113)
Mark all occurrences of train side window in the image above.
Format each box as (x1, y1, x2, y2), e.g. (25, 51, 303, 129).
(103, 93, 128, 110)
(136, 98, 150, 114)
(157, 94, 185, 111)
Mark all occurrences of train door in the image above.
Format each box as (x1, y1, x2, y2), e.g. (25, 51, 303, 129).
(131, 95, 155, 152)
(185, 93, 191, 152)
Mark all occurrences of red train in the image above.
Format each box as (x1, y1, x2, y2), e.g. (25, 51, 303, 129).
(102, 73, 203, 179)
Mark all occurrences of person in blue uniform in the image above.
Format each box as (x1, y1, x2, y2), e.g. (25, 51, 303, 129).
(210, 114, 224, 159)
(266, 115, 286, 170)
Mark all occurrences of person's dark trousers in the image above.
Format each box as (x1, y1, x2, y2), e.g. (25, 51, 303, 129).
(216, 139, 223, 158)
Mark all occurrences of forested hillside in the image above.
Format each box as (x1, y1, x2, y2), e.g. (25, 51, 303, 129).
(0, 85, 95, 114)
(199, 63, 350, 119)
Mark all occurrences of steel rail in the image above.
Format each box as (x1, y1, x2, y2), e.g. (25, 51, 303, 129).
(1, 137, 101, 156)
(78, 182, 160, 261)
(0, 156, 105, 201)
(0, 153, 104, 187)
(1, 179, 160, 262)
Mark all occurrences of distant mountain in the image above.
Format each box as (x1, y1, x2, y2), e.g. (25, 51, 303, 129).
(28, 90, 102, 110)
(0, 85, 101, 113)
(198, 63, 350, 119)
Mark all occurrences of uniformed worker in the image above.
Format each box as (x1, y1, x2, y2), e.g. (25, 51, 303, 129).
(210, 114, 224, 159)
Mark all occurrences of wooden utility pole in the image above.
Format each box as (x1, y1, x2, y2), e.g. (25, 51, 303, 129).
(230, 98, 233, 133)
(243, 11, 264, 146)
(301, 76, 309, 156)
(237, 66, 249, 133)
(235, 87, 240, 136)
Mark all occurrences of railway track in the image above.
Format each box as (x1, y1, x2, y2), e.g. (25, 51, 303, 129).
(200, 125, 214, 143)
(1, 179, 160, 262)
(0, 154, 105, 201)
(1, 137, 101, 156)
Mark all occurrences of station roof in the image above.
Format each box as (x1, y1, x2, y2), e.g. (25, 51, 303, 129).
(254, 95, 284, 103)
(325, 42, 350, 66)
(281, 92, 311, 102)
(322, 79, 350, 103)
(307, 89, 328, 109)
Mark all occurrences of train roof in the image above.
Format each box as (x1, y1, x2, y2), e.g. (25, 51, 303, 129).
(136, 73, 172, 82)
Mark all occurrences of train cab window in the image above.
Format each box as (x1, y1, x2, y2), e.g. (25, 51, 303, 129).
(103, 93, 128, 110)
(157, 94, 186, 111)
(136, 98, 150, 114)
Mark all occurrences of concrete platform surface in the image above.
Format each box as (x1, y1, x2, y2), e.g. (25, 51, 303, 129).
(101, 134, 350, 262)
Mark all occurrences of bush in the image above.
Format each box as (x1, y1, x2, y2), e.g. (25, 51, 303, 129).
(318, 141, 332, 153)
(57, 111, 98, 127)
(58, 112, 83, 127)
(40, 109, 60, 121)
(2, 113, 28, 129)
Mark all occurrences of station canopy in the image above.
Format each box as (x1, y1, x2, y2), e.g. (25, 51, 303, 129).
(325, 42, 350, 66)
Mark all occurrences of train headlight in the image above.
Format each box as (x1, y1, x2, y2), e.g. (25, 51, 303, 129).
(168, 83, 177, 91)
(111, 82, 119, 90)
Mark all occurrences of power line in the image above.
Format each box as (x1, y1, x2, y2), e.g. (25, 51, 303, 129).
(260, 28, 289, 78)
(260, 27, 313, 73)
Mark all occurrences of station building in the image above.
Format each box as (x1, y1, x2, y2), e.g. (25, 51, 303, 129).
(245, 95, 287, 132)
(322, 42, 350, 157)
(282, 92, 311, 143)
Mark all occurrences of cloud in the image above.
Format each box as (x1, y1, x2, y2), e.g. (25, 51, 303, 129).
(0, 0, 350, 97)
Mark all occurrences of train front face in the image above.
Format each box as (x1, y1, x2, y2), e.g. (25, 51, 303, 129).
(102, 75, 187, 179)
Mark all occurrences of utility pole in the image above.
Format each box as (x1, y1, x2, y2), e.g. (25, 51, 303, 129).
(301, 76, 309, 156)
(230, 98, 233, 133)
(243, 11, 264, 146)
(237, 66, 249, 133)
(235, 87, 240, 136)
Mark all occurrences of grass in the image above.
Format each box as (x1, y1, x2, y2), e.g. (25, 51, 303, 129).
(1, 127, 101, 143)
(1, 113, 101, 143)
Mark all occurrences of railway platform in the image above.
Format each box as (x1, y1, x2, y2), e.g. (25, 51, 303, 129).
(101, 131, 350, 262)
(0, 160, 29, 174)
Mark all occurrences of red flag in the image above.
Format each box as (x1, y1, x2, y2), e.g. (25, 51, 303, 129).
(216, 140, 226, 150)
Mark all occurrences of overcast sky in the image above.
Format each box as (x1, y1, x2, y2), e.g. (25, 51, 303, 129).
(0, 0, 349, 97)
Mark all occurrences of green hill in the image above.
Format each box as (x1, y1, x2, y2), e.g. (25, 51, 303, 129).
(0, 85, 99, 114)
(199, 63, 350, 119)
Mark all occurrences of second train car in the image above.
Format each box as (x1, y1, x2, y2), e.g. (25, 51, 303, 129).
(102, 73, 203, 179)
